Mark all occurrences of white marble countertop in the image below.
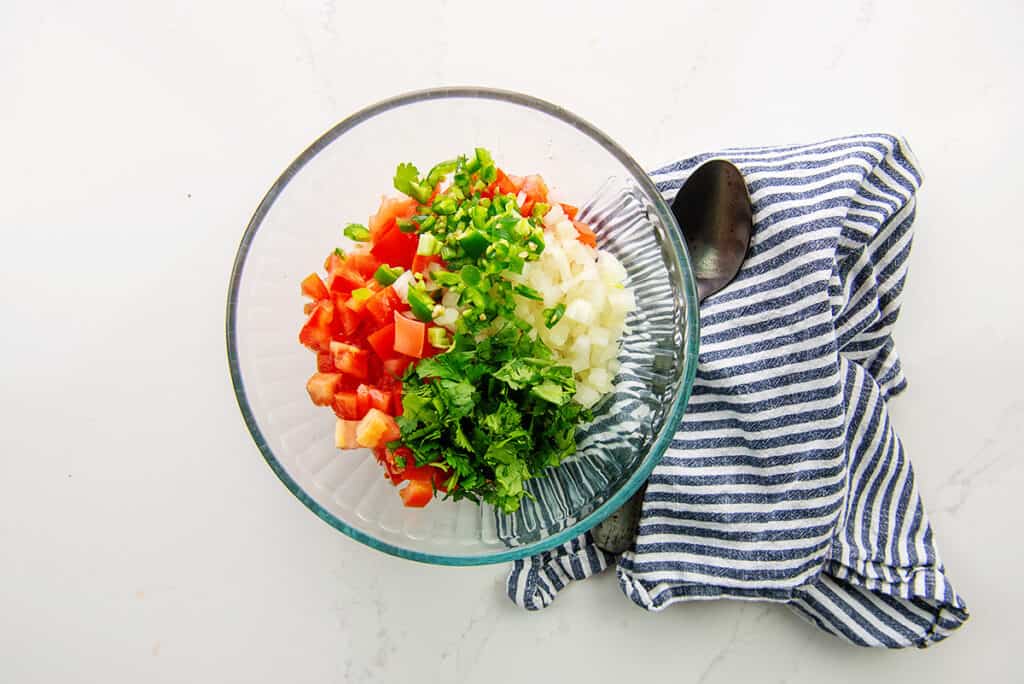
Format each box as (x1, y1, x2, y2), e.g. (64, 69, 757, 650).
(3, 1, 1022, 681)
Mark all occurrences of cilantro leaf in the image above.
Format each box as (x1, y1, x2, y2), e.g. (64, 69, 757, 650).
(393, 162, 431, 203)
(493, 359, 540, 389)
(436, 379, 476, 419)
(531, 381, 567, 405)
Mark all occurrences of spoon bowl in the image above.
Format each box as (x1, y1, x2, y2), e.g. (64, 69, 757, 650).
(674, 160, 753, 303)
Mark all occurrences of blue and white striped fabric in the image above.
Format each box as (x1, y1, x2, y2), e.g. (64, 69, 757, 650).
(507, 134, 969, 648)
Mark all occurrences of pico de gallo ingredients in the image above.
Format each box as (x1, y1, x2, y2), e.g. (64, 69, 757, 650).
(298, 148, 633, 511)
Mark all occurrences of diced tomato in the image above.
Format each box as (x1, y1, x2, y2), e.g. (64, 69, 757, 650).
(393, 313, 425, 358)
(366, 353, 384, 385)
(345, 283, 378, 315)
(332, 390, 359, 419)
(366, 323, 397, 360)
(370, 224, 418, 270)
(402, 464, 451, 492)
(356, 384, 372, 418)
(316, 351, 336, 373)
(487, 167, 519, 196)
(330, 341, 369, 380)
(336, 305, 362, 338)
(301, 273, 329, 300)
(365, 287, 402, 326)
(559, 203, 579, 220)
(346, 251, 381, 279)
(299, 301, 334, 351)
(368, 196, 418, 243)
(399, 479, 434, 507)
(327, 267, 364, 294)
(331, 293, 362, 338)
(306, 372, 341, 406)
(367, 387, 392, 414)
(374, 447, 405, 484)
(391, 445, 412, 467)
(391, 382, 403, 415)
(325, 251, 345, 275)
(355, 408, 401, 448)
(382, 356, 412, 380)
(411, 253, 441, 275)
(572, 220, 597, 248)
(334, 418, 360, 449)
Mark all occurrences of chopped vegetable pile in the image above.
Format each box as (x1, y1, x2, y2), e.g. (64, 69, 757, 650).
(298, 148, 633, 512)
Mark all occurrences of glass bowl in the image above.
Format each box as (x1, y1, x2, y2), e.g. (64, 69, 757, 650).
(227, 87, 699, 565)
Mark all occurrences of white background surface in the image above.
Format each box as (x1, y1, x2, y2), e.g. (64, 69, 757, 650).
(2, 1, 1022, 682)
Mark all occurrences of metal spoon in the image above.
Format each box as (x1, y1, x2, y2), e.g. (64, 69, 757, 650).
(591, 160, 753, 554)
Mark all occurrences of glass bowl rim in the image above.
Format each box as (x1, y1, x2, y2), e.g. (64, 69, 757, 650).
(225, 86, 701, 565)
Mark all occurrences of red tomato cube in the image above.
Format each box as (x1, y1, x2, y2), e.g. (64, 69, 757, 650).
(301, 273, 329, 300)
(365, 287, 402, 325)
(332, 390, 359, 419)
(306, 372, 341, 406)
(325, 251, 345, 275)
(328, 267, 364, 294)
(488, 168, 518, 196)
(573, 220, 597, 248)
(391, 382, 403, 416)
(399, 479, 434, 507)
(355, 384, 372, 418)
(366, 323, 397, 360)
(393, 313, 425, 358)
(331, 294, 362, 338)
(316, 351, 336, 373)
(330, 341, 369, 380)
(298, 301, 334, 351)
(367, 388, 392, 414)
(344, 283, 379, 315)
(382, 357, 412, 380)
(368, 196, 418, 243)
(370, 224, 418, 270)
(410, 254, 441, 275)
(401, 464, 451, 493)
(334, 418, 360, 449)
(374, 447, 405, 484)
(346, 251, 381, 279)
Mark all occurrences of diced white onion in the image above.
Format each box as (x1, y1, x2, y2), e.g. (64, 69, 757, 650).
(392, 271, 413, 302)
(511, 214, 635, 408)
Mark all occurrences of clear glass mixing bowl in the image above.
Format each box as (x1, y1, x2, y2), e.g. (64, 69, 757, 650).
(227, 87, 699, 564)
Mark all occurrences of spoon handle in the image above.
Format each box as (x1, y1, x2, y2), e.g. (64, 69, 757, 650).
(592, 160, 751, 555)
(590, 484, 646, 553)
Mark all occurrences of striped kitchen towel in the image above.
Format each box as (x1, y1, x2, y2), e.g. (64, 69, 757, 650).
(507, 134, 969, 648)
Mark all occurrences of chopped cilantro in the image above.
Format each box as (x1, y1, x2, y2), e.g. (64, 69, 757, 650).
(397, 323, 590, 513)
